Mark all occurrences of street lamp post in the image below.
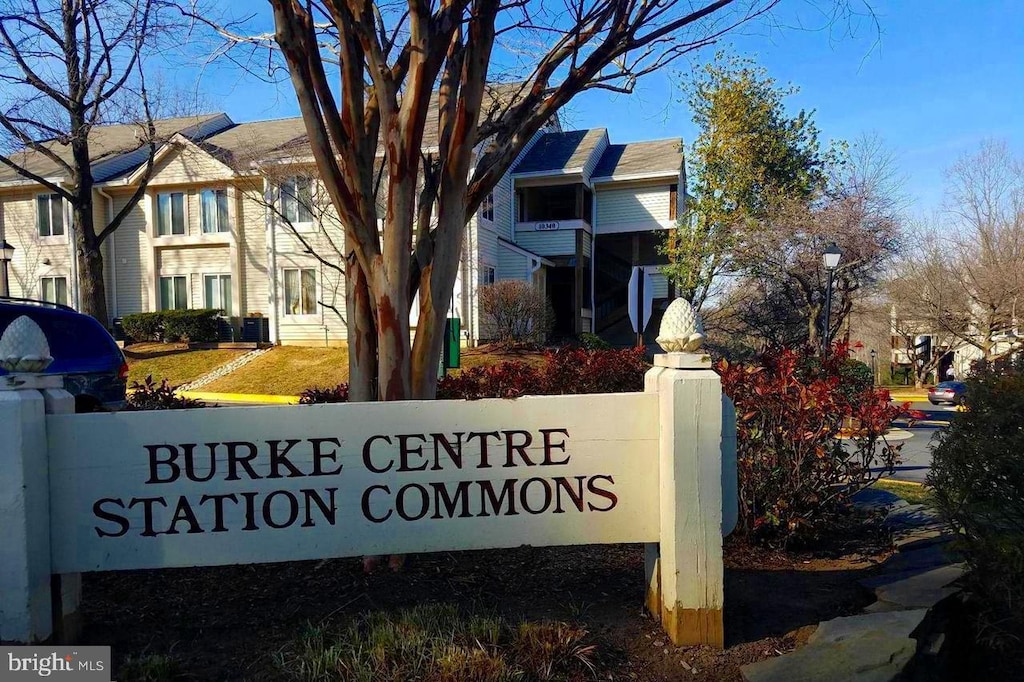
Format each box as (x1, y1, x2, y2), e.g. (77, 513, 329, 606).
(870, 349, 877, 385)
(821, 242, 842, 358)
(0, 239, 14, 298)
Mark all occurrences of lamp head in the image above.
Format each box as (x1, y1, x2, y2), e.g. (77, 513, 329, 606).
(823, 242, 842, 270)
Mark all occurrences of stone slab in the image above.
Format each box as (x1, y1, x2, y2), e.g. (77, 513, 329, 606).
(884, 505, 942, 529)
(874, 564, 965, 610)
(807, 609, 928, 645)
(852, 488, 908, 513)
(880, 544, 958, 574)
(741, 633, 916, 682)
(892, 526, 956, 552)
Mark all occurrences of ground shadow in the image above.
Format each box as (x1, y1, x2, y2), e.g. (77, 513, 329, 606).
(79, 542, 886, 681)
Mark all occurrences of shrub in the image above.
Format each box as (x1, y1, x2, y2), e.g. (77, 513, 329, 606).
(930, 354, 1024, 653)
(161, 309, 222, 343)
(479, 281, 553, 345)
(126, 376, 205, 411)
(122, 312, 164, 342)
(576, 332, 611, 350)
(718, 342, 914, 545)
(437, 361, 545, 400)
(541, 346, 647, 395)
(436, 348, 647, 400)
(299, 383, 350, 404)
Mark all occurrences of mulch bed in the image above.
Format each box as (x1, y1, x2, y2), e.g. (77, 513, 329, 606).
(81, 515, 893, 681)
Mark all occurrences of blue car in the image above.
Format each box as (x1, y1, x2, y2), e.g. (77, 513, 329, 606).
(0, 298, 128, 411)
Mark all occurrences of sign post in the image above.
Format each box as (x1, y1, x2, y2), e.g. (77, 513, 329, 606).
(628, 266, 655, 347)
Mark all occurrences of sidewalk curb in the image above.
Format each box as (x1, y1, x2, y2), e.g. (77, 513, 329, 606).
(178, 390, 301, 404)
(878, 478, 925, 487)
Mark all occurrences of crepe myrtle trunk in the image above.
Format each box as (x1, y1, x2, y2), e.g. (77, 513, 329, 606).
(72, 203, 110, 325)
(346, 247, 377, 402)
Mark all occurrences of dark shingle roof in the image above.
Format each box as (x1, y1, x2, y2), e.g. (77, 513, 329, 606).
(592, 139, 683, 180)
(199, 118, 307, 168)
(0, 113, 231, 183)
(513, 129, 607, 174)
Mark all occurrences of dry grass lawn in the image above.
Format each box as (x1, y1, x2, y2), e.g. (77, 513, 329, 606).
(873, 479, 935, 507)
(124, 343, 247, 388)
(457, 344, 547, 372)
(202, 346, 349, 396)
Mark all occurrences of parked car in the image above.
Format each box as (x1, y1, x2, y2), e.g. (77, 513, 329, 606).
(928, 381, 967, 406)
(0, 298, 128, 411)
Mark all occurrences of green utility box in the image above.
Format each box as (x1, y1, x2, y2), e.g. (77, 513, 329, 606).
(443, 317, 461, 369)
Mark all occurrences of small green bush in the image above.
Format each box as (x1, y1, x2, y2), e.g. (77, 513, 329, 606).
(122, 312, 164, 342)
(161, 309, 222, 343)
(576, 332, 611, 350)
(930, 354, 1024, 654)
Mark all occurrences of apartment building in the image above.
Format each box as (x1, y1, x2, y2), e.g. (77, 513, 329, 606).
(0, 110, 683, 346)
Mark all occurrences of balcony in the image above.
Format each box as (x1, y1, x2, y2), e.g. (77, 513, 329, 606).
(516, 182, 593, 228)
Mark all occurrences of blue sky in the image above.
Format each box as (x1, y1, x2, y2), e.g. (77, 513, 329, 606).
(184, 1, 1023, 217)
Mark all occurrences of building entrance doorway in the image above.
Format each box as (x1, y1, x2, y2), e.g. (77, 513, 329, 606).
(547, 266, 576, 339)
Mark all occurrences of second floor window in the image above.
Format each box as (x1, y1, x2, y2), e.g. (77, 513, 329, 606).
(480, 191, 494, 222)
(281, 177, 313, 225)
(36, 193, 64, 237)
(201, 189, 230, 233)
(40, 276, 68, 305)
(157, 192, 186, 236)
(283, 267, 316, 316)
(159, 275, 188, 310)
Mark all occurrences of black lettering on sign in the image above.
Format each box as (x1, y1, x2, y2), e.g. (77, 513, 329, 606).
(93, 498, 129, 538)
(362, 485, 392, 523)
(587, 475, 618, 511)
(362, 435, 393, 473)
(145, 445, 180, 484)
(267, 439, 305, 478)
(539, 429, 570, 466)
(310, 437, 344, 476)
(502, 430, 534, 467)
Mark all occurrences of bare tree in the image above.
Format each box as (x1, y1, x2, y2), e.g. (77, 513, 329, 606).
(888, 142, 1024, 366)
(731, 135, 904, 349)
(197, 0, 866, 401)
(0, 0, 186, 322)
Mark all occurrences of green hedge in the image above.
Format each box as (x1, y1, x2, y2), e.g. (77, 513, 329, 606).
(121, 312, 164, 342)
(122, 309, 223, 343)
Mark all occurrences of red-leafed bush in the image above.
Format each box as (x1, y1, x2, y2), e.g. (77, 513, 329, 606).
(718, 342, 916, 544)
(436, 361, 545, 399)
(299, 383, 350, 404)
(541, 347, 648, 395)
(436, 347, 648, 400)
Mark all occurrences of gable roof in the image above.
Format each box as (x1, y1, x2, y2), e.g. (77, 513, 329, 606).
(591, 138, 683, 180)
(0, 113, 233, 184)
(198, 118, 308, 168)
(512, 129, 607, 174)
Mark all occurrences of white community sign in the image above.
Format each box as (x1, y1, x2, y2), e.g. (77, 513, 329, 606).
(0, 299, 736, 649)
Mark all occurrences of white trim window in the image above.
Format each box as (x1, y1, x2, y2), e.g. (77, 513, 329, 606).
(200, 189, 230, 233)
(204, 274, 232, 315)
(480, 190, 494, 222)
(40, 276, 68, 305)
(36, 193, 64, 237)
(156, 192, 186, 236)
(281, 176, 313, 228)
(159, 275, 188, 310)
(481, 265, 496, 285)
(283, 267, 317, 316)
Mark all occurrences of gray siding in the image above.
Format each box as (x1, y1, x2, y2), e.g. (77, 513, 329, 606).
(513, 228, 577, 256)
(110, 191, 150, 314)
(595, 183, 672, 230)
(497, 243, 529, 281)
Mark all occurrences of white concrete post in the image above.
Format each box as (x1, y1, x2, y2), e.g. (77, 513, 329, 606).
(643, 298, 726, 648)
(0, 316, 78, 643)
